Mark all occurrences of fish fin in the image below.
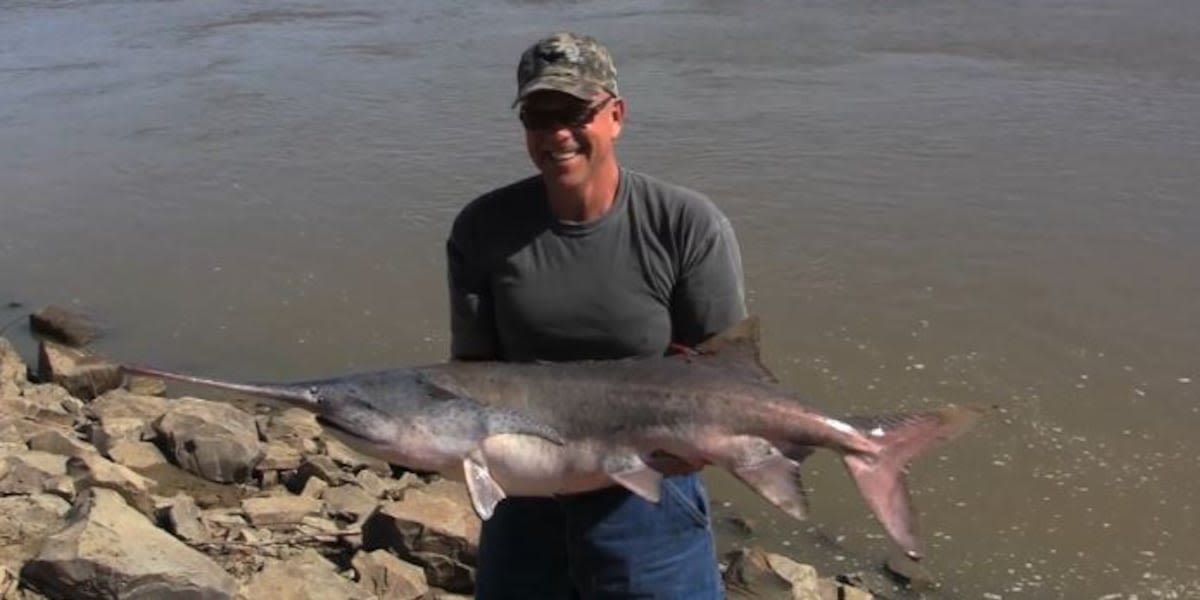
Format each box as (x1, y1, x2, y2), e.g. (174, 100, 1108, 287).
(691, 316, 779, 383)
(603, 453, 663, 503)
(717, 436, 809, 520)
(732, 453, 810, 521)
(841, 405, 986, 559)
(462, 450, 507, 520)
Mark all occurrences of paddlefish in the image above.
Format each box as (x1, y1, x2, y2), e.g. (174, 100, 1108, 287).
(122, 317, 982, 559)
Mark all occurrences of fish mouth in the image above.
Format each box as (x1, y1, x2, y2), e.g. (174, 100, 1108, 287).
(315, 415, 393, 455)
(316, 415, 372, 443)
(314, 412, 398, 453)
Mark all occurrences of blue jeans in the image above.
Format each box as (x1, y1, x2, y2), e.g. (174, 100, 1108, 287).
(475, 474, 723, 600)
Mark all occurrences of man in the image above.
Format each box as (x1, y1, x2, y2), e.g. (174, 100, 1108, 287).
(447, 32, 747, 599)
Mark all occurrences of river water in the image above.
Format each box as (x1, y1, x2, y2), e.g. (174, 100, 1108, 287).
(2, 1, 1198, 597)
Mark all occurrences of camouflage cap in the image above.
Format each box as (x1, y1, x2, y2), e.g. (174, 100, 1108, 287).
(514, 32, 619, 106)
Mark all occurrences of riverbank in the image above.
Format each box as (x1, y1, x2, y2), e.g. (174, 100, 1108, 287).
(0, 333, 882, 599)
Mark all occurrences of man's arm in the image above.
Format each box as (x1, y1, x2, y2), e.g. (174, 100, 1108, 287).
(447, 215, 500, 360)
(670, 204, 749, 346)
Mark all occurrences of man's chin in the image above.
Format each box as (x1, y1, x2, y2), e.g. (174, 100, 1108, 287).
(540, 167, 585, 189)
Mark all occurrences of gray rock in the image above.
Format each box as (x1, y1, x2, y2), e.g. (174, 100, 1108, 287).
(834, 571, 893, 600)
(324, 484, 379, 523)
(297, 515, 343, 537)
(0, 391, 77, 431)
(241, 495, 323, 527)
(0, 494, 72, 566)
(0, 565, 16, 599)
(105, 441, 168, 470)
(388, 473, 426, 499)
(765, 553, 821, 599)
(86, 389, 170, 422)
(21, 487, 237, 599)
(162, 494, 210, 543)
(0, 338, 27, 397)
(352, 549, 429, 600)
(258, 469, 280, 489)
(324, 437, 391, 476)
(25, 430, 99, 459)
(123, 375, 166, 397)
(64, 453, 158, 517)
(42, 476, 76, 502)
(353, 470, 386, 498)
(87, 416, 151, 456)
(237, 549, 374, 600)
(340, 470, 417, 505)
(29, 306, 96, 347)
(155, 397, 263, 483)
(830, 580, 875, 600)
(293, 455, 353, 489)
(724, 546, 822, 600)
(260, 408, 322, 447)
(34, 342, 120, 401)
(20, 385, 84, 419)
(0, 451, 68, 497)
(0, 417, 61, 448)
(361, 480, 480, 593)
(200, 508, 248, 536)
(84, 390, 168, 456)
(300, 476, 329, 499)
(258, 441, 303, 472)
(407, 552, 473, 595)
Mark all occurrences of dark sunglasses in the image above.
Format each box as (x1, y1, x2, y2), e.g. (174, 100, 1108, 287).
(518, 96, 614, 131)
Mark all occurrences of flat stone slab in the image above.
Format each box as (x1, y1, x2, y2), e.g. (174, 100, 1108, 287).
(237, 549, 373, 600)
(29, 306, 97, 347)
(241, 495, 323, 527)
(35, 342, 120, 400)
(22, 487, 237, 599)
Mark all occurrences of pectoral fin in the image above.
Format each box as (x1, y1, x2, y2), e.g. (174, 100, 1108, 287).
(462, 450, 507, 520)
(603, 452, 663, 503)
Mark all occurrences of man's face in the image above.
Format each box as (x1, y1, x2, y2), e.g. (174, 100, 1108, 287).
(519, 90, 624, 189)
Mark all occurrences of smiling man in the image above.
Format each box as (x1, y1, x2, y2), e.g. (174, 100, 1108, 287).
(447, 32, 746, 599)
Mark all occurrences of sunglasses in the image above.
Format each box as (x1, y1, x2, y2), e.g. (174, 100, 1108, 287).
(519, 96, 614, 131)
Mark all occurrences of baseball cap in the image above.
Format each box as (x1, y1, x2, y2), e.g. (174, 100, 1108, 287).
(514, 32, 619, 107)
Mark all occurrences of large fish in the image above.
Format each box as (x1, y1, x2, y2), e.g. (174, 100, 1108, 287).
(123, 318, 981, 559)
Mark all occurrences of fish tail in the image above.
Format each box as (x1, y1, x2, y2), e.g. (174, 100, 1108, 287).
(841, 405, 985, 559)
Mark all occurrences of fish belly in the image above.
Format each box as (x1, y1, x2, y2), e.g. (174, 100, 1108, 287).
(477, 434, 617, 497)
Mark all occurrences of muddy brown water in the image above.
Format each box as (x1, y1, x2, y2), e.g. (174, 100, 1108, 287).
(3, 1, 1198, 597)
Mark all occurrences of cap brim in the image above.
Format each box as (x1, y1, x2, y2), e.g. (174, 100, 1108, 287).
(512, 77, 605, 107)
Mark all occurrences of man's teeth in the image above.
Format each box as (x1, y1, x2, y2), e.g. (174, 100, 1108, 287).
(550, 150, 579, 160)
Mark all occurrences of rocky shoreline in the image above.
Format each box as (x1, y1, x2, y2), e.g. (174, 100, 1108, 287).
(1, 315, 883, 599)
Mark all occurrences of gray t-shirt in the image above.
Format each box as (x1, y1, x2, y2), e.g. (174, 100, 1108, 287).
(447, 168, 746, 362)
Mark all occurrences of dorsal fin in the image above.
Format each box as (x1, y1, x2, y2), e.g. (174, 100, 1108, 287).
(693, 316, 778, 383)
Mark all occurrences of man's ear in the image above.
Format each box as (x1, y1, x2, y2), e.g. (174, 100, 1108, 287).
(610, 97, 626, 139)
